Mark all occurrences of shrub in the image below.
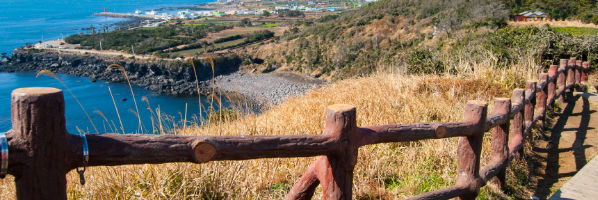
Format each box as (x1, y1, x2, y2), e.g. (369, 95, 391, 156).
(214, 35, 243, 43)
(407, 49, 444, 74)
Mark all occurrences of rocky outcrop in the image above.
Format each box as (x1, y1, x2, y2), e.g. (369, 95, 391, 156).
(1, 49, 242, 96)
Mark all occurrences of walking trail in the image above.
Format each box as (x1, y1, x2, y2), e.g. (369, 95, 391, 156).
(529, 92, 598, 199)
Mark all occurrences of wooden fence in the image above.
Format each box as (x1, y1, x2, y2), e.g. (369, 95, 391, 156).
(0, 57, 591, 199)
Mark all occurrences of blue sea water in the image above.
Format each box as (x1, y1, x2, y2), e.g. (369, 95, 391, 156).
(0, 0, 210, 54)
(0, 0, 225, 134)
(0, 73, 219, 134)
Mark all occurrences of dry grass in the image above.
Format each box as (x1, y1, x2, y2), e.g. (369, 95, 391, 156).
(0, 62, 534, 199)
(507, 20, 598, 28)
(0, 53, 544, 199)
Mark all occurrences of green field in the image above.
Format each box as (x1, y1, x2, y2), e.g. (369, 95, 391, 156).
(183, 23, 207, 26)
(137, 26, 158, 30)
(552, 27, 598, 36)
(197, 20, 239, 24)
(257, 23, 278, 27)
(185, 19, 239, 26)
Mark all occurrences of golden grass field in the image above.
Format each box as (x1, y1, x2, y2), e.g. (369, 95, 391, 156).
(0, 58, 544, 199)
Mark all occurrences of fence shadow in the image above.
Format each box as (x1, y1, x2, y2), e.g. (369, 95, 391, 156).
(532, 94, 596, 199)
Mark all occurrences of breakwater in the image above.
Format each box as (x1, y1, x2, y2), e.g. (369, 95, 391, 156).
(93, 12, 162, 19)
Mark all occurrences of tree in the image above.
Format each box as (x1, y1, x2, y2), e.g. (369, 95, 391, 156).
(89, 25, 95, 34)
(263, 11, 271, 17)
(240, 18, 252, 26)
(278, 9, 305, 18)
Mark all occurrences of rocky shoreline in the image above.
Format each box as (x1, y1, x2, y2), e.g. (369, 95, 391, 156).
(0, 49, 241, 96)
(0, 49, 323, 107)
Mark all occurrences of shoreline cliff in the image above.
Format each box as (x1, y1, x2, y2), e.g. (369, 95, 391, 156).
(0, 49, 241, 96)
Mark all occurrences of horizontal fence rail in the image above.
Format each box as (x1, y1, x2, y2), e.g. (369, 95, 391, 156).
(0, 57, 592, 199)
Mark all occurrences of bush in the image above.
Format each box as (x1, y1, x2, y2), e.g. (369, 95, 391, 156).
(317, 14, 339, 23)
(278, 9, 305, 18)
(244, 30, 275, 44)
(214, 35, 243, 43)
(240, 18, 252, 27)
(407, 49, 444, 74)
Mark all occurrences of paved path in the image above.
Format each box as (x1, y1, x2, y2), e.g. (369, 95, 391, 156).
(549, 155, 598, 199)
(544, 93, 598, 200)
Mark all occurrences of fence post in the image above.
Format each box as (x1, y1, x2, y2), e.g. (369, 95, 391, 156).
(557, 59, 568, 104)
(322, 104, 358, 200)
(524, 81, 536, 133)
(456, 101, 487, 200)
(8, 87, 70, 199)
(547, 65, 557, 109)
(582, 62, 590, 82)
(536, 74, 548, 128)
(567, 58, 576, 94)
(509, 89, 525, 157)
(490, 98, 510, 190)
(575, 59, 582, 85)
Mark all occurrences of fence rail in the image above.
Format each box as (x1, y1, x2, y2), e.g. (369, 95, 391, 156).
(0, 57, 591, 199)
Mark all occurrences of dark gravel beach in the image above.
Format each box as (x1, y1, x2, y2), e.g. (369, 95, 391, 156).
(212, 72, 324, 107)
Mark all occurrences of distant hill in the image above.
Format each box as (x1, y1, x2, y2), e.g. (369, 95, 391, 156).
(247, 0, 597, 79)
(248, 0, 509, 78)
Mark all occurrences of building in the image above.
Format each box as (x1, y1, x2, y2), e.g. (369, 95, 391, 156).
(515, 11, 551, 22)
(177, 10, 191, 19)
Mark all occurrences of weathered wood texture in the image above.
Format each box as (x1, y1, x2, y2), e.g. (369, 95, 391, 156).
(575, 60, 583, 85)
(536, 74, 548, 128)
(455, 101, 487, 200)
(509, 89, 525, 158)
(582, 62, 590, 82)
(557, 59, 568, 103)
(524, 81, 536, 134)
(567, 58, 576, 89)
(8, 88, 70, 199)
(547, 65, 558, 109)
(489, 98, 511, 189)
(0, 56, 589, 200)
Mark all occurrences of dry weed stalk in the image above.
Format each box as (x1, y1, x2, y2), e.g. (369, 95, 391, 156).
(108, 86, 125, 134)
(189, 59, 204, 126)
(106, 64, 144, 133)
(36, 70, 99, 134)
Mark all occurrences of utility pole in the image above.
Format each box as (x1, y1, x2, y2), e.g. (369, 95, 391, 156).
(100, 40, 103, 51)
(90, 24, 95, 34)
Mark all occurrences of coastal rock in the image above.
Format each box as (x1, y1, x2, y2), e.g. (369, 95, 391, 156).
(1, 49, 324, 108)
(1, 49, 242, 97)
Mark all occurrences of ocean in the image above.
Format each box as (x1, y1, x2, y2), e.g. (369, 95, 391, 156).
(0, 0, 224, 134)
(0, 0, 210, 54)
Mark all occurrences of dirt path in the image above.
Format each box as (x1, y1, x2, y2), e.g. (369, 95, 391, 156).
(529, 93, 598, 199)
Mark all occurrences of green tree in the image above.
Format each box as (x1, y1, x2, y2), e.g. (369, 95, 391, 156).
(263, 11, 271, 17)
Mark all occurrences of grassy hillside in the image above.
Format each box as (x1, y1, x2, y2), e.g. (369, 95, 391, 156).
(247, 0, 597, 80)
